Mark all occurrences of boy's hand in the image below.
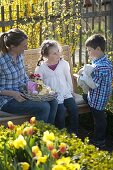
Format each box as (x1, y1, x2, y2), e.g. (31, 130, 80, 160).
(73, 73, 79, 79)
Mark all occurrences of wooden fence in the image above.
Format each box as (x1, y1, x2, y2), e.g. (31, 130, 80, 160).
(78, 0, 113, 65)
(0, 0, 113, 66)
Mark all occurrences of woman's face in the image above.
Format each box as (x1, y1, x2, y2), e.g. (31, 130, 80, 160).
(11, 39, 28, 55)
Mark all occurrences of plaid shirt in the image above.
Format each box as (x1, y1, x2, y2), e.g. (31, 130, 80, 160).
(88, 55, 113, 110)
(0, 53, 29, 110)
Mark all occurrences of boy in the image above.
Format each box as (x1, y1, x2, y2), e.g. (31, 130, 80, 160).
(82, 34, 113, 148)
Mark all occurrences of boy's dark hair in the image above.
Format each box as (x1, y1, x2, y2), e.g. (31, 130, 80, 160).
(85, 34, 106, 52)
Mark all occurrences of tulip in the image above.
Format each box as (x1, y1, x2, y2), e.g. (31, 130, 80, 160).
(46, 141, 54, 151)
(30, 117, 36, 125)
(51, 149, 59, 159)
(7, 121, 15, 130)
(23, 126, 34, 135)
(59, 143, 67, 154)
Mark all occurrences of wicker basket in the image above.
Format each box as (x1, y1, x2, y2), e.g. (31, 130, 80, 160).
(23, 91, 57, 102)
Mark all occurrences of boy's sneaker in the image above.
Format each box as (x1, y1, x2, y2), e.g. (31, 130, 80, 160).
(95, 140, 106, 149)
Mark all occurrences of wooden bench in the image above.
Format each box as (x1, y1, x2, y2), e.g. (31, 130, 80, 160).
(0, 45, 90, 126)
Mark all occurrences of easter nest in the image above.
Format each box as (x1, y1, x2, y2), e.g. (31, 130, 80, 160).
(23, 91, 57, 101)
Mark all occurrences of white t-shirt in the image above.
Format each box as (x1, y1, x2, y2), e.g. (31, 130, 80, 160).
(35, 59, 73, 104)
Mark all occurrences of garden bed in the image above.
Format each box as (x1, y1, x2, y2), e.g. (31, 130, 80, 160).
(0, 117, 113, 170)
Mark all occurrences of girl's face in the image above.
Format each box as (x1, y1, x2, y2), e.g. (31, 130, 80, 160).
(47, 46, 61, 62)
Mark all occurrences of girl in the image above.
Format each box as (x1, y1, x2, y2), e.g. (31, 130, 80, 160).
(35, 40, 78, 135)
(0, 29, 58, 124)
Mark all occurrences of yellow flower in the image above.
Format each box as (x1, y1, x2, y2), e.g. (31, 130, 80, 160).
(13, 135, 26, 149)
(36, 150, 42, 158)
(20, 162, 30, 170)
(37, 155, 48, 165)
(76, 25, 81, 30)
(42, 131, 55, 143)
(52, 164, 66, 170)
(16, 127, 22, 135)
(56, 157, 71, 165)
(66, 163, 80, 170)
(32, 145, 42, 157)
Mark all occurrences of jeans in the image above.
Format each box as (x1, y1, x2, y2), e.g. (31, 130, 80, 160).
(83, 94, 107, 141)
(55, 97, 78, 134)
(1, 99, 58, 124)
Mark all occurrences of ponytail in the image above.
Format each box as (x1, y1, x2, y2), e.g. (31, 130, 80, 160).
(0, 32, 8, 54)
(37, 55, 44, 66)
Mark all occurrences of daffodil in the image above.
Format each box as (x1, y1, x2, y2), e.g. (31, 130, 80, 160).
(66, 163, 80, 170)
(37, 155, 48, 165)
(16, 127, 22, 135)
(32, 145, 42, 157)
(52, 164, 66, 170)
(13, 135, 26, 149)
(42, 131, 55, 143)
(20, 162, 30, 170)
(56, 156, 71, 165)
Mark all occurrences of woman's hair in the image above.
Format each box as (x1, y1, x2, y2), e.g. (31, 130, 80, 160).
(0, 28, 28, 54)
(37, 39, 62, 66)
(85, 34, 106, 52)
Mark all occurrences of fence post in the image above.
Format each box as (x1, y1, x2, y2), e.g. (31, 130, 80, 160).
(110, 0, 113, 49)
(1, 6, 5, 32)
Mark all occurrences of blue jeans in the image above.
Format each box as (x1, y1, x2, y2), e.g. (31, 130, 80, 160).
(55, 97, 78, 134)
(83, 94, 107, 141)
(1, 99, 58, 124)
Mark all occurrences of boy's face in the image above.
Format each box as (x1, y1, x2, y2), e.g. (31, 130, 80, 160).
(86, 46, 101, 59)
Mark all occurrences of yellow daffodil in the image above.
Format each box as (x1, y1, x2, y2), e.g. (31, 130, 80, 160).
(16, 127, 22, 135)
(36, 150, 42, 158)
(32, 145, 42, 157)
(52, 164, 66, 170)
(37, 155, 48, 165)
(13, 135, 27, 149)
(56, 156, 71, 165)
(66, 163, 80, 170)
(20, 162, 30, 170)
(42, 131, 55, 143)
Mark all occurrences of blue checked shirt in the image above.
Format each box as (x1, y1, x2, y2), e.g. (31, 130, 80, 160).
(88, 55, 113, 110)
(0, 53, 29, 110)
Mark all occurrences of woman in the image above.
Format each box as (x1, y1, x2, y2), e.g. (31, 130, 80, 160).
(0, 28, 58, 124)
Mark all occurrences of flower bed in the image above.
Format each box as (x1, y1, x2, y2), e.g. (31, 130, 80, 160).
(0, 117, 113, 170)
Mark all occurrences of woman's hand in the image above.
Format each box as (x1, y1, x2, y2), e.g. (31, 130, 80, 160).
(11, 91, 26, 102)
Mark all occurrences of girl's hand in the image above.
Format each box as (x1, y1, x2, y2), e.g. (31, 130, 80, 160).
(11, 91, 26, 102)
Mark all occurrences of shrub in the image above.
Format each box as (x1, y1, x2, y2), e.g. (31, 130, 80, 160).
(0, 118, 113, 170)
